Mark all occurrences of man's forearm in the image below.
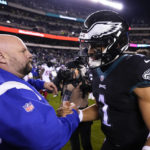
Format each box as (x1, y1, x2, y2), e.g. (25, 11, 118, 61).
(82, 104, 99, 122)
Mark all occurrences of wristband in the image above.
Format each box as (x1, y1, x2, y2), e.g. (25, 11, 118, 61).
(78, 110, 83, 122)
(142, 146, 150, 150)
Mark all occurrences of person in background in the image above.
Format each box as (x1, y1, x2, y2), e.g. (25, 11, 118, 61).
(31, 63, 40, 79)
(0, 34, 80, 150)
(61, 61, 93, 150)
(58, 10, 150, 150)
(40, 61, 53, 99)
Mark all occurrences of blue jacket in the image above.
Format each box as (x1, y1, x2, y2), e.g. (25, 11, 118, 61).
(0, 69, 79, 150)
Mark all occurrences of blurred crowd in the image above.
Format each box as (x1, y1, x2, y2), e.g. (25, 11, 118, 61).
(29, 46, 78, 66)
(0, 0, 150, 44)
(23, 46, 78, 81)
(0, 4, 82, 36)
(6, 0, 94, 18)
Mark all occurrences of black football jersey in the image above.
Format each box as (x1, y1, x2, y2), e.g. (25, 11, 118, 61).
(91, 54, 150, 148)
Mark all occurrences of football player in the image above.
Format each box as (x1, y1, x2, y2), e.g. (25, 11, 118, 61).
(77, 10, 150, 150)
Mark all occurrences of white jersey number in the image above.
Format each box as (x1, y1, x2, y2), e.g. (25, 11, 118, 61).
(99, 94, 111, 127)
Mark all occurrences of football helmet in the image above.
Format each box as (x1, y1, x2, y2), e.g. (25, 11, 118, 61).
(79, 10, 129, 68)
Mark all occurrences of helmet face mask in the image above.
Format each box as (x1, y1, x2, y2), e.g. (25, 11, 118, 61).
(79, 10, 129, 68)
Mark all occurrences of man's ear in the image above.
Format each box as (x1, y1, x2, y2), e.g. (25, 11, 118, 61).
(0, 51, 7, 64)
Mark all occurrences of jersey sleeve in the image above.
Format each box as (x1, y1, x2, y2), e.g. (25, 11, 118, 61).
(27, 79, 44, 91)
(133, 54, 150, 88)
(0, 88, 79, 150)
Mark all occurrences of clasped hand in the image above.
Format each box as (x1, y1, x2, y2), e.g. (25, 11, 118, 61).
(57, 101, 78, 117)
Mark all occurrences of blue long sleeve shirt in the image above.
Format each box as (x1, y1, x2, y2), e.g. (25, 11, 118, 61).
(27, 78, 44, 91)
(0, 69, 79, 150)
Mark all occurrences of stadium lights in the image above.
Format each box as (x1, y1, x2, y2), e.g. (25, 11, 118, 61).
(91, 0, 123, 10)
(0, 0, 7, 5)
(91, 0, 99, 2)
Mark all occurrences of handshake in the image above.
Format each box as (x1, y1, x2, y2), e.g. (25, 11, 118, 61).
(57, 101, 83, 122)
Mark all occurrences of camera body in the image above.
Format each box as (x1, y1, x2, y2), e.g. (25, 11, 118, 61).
(58, 68, 75, 84)
(53, 57, 92, 99)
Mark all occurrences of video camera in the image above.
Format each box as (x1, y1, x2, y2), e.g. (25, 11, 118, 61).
(53, 56, 92, 99)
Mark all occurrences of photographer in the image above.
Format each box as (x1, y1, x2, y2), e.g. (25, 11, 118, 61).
(54, 57, 93, 150)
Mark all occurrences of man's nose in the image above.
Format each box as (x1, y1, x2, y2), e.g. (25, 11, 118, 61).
(27, 51, 33, 58)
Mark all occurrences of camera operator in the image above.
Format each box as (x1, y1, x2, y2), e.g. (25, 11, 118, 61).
(54, 57, 93, 150)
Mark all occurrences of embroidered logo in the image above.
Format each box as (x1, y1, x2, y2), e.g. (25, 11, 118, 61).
(99, 84, 106, 89)
(23, 102, 34, 112)
(144, 60, 150, 63)
(100, 75, 104, 81)
(142, 69, 150, 80)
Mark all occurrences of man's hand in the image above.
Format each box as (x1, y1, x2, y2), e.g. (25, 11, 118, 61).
(57, 101, 79, 117)
(44, 82, 58, 95)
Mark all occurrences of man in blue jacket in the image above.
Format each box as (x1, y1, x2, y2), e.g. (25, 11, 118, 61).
(0, 34, 80, 150)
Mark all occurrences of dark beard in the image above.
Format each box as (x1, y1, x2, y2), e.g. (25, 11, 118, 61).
(22, 63, 32, 76)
